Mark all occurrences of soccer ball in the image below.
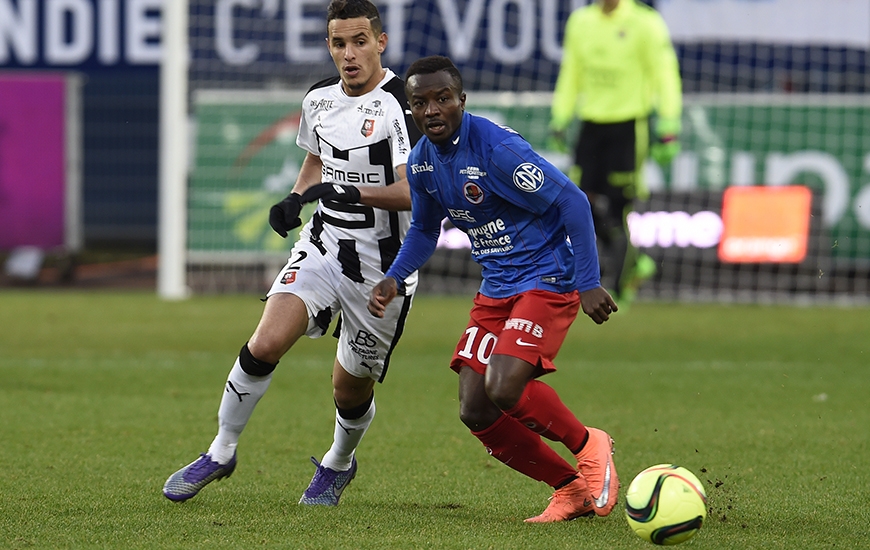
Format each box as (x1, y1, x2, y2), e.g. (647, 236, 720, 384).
(625, 464, 707, 545)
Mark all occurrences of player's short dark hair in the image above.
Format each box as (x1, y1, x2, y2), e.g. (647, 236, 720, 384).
(405, 56, 464, 94)
(327, 0, 383, 36)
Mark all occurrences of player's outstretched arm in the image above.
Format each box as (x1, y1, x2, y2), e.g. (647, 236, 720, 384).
(291, 152, 325, 196)
(580, 286, 618, 324)
(368, 178, 442, 315)
(368, 277, 398, 318)
(357, 166, 411, 211)
(299, 183, 360, 204)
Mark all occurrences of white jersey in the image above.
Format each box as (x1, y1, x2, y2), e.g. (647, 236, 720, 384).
(296, 69, 421, 292)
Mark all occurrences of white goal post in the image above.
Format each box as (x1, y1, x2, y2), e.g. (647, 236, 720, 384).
(157, 0, 190, 299)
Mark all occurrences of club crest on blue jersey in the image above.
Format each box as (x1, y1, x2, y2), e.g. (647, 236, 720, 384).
(463, 181, 485, 204)
(361, 119, 375, 137)
(513, 163, 544, 192)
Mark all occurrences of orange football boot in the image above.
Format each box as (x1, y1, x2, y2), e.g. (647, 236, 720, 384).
(524, 477, 595, 523)
(575, 427, 619, 516)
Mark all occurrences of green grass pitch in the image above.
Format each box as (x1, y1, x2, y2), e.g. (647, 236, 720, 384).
(1, 290, 868, 549)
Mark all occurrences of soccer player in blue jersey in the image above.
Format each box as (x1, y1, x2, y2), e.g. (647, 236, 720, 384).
(368, 56, 621, 523)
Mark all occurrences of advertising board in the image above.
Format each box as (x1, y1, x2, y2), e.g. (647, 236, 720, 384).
(0, 73, 68, 249)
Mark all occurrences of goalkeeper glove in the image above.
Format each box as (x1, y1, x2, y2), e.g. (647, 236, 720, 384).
(547, 130, 568, 154)
(650, 117, 681, 166)
(650, 135, 680, 166)
(300, 183, 361, 204)
(268, 192, 303, 238)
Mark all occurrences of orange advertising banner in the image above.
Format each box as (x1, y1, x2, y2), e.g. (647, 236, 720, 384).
(718, 186, 812, 263)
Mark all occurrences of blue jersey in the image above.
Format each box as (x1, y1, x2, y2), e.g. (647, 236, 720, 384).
(387, 111, 600, 298)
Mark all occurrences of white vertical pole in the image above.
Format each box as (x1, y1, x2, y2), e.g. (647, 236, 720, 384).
(158, 0, 190, 299)
(65, 74, 84, 253)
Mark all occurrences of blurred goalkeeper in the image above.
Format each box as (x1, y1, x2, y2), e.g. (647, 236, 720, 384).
(550, 0, 682, 306)
(163, 0, 420, 506)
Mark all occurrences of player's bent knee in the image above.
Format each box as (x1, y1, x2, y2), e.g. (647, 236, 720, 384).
(459, 401, 501, 432)
(238, 342, 278, 377)
(333, 377, 376, 410)
(483, 378, 525, 412)
(335, 392, 374, 419)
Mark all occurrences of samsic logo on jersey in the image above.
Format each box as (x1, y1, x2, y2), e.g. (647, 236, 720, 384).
(361, 119, 375, 137)
(322, 166, 381, 184)
(463, 181, 484, 204)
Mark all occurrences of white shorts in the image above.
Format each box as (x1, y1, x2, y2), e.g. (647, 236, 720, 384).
(266, 239, 414, 383)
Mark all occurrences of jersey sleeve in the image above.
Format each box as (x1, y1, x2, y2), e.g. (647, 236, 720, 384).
(553, 184, 601, 292)
(384, 164, 444, 285)
(382, 75, 423, 170)
(295, 97, 318, 155)
(488, 135, 570, 215)
(386, 98, 415, 169)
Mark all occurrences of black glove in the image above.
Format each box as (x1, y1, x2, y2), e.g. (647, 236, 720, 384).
(299, 183, 361, 204)
(268, 192, 303, 238)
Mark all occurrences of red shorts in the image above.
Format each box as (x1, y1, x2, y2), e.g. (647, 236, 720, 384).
(449, 289, 580, 376)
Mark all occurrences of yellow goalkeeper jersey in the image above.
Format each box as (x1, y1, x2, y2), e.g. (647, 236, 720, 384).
(551, 0, 682, 134)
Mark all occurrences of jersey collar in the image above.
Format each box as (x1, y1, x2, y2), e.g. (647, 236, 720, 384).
(435, 111, 470, 156)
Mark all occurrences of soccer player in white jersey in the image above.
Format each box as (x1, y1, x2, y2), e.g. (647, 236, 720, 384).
(163, 0, 421, 506)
